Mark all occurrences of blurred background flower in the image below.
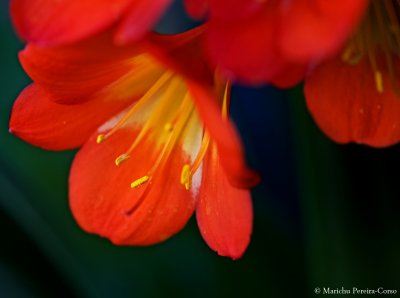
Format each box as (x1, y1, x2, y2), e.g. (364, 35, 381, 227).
(1, 1, 400, 297)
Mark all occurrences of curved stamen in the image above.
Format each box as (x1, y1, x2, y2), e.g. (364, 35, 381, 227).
(96, 71, 173, 143)
(123, 92, 195, 214)
(180, 81, 231, 190)
(145, 93, 195, 177)
(123, 77, 186, 158)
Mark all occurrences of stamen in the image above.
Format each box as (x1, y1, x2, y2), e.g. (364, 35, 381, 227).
(221, 81, 231, 119)
(131, 176, 150, 188)
(115, 154, 130, 166)
(180, 81, 230, 189)
(164, 122, 173, 132)
(145, 93, 195, 177)
(343, 1, 400, 94)
(375, 71, 384, 93)
(363, 12, 381, 86)
(123, 77, 186, 157)
(341, 45, 363, 64)
(190, 132, 210, 175)
(97, 71, 173, 143)
(384, 0, 400, 48)
(180, 164, 191, 190)
(96, 134, 107, 144)
(127, 88, 195, 192)
(373, 1, 400, 94)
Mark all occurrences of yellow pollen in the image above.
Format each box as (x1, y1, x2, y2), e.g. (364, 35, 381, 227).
(96, 134, 106, 144)
(341, 45, 362, 65)
(180, 164, 191, 190)
(222, 81, 231, 119)
(164, 122, 173, 132)
(131, 176, 149, 188)
(375, 71, 384, 93)
(115, 154, 130, 166)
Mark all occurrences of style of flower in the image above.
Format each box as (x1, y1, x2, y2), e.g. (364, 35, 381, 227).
(184, 0, 369, 86)
(9, 28, 260, 259)
(11, 0, 172, 46)
(305, 0, 400, 147)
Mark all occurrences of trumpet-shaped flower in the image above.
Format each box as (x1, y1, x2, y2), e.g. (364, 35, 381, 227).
(11, 0, 172, 46)
(305, 1, 400, 147)
(185, 0, 369, 86)
(9, 28, 259, 258)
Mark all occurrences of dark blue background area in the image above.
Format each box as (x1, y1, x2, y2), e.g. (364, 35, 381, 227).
(231, 85, 301, 233)
(1, 0, 400, 297)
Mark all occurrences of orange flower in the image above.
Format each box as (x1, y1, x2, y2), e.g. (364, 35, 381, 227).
(305, 1, 400, 147)
(184, 0, 369, 86)
(10, 28, 259, 258)
(11, 0, 172, 45)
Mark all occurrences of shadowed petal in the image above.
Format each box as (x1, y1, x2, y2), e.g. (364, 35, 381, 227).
(305, 56, 400, 147)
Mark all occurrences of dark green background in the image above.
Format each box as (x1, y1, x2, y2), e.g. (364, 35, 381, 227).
(1, 1, 399, 297)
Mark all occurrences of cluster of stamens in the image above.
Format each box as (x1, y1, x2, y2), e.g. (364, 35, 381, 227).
(341, 0, 400, 94)
(95, 72, 228, 192)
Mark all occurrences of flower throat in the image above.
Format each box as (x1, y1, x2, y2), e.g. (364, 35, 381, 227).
(341, 0, 400, 94)
(94, 70, 230, 207)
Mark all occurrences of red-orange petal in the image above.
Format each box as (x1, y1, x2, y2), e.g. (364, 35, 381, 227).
(280, 0, 369, 62)
(69, 128, 196, 245)
(203, 0, 368, 84)
(9, 84, 132, 150)
(184, 0, 263, 20)
(207, 0, 264, 20)
(205, 8, 286, 85)
(270, 63, 307, 89)
(184, 0, 209, 19)
(187, 80, 260, 188)
(10, 0, 133, 45)
(196, 142, 253, 259)
(144, 27, 214, 87)
(304, 56, 400, 147)
(18, 32, 145, 104)
(114, 0, 172, 45)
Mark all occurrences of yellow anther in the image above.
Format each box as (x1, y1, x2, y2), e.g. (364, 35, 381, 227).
(341, 46, 362, 65)
(115, 154, 130, 166)
(131, 176, 150, 188)
(375, 71, 384, 93)
(96, 134, 106, 144)
(221, 81, 230, 119)
(180, 164, 191, 191)
(164, 122, 173, 132)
